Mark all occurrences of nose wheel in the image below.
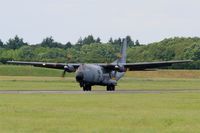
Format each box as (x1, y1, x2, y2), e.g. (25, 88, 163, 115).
(83, 84, 92, 91)
(107, 85, 115, 91)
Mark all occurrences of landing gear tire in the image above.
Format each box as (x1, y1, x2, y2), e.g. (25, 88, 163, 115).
(83, 85, 92, 91)
(107, 85, 115, 91)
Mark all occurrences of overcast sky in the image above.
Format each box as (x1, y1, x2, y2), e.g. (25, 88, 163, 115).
(0, 0, 200, 44)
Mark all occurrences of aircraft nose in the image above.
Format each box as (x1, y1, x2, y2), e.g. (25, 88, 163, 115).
(76, 72, 84, 82)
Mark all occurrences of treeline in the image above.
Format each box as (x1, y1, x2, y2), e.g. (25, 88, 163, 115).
(1, 35, 200, 69)
(0, 35, 139, 63)
(127, 37, 200, 69)
(0, 35, 139, 49)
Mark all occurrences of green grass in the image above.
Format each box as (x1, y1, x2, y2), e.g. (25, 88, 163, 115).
(0, 65, 73, 77)
(1, 76, 200, 90)
(0, 76, 79, 90)
(1, 65, 200, 90)
(118, 78, 200, 90)
(0, 93, 200, 133)
(1, 65, 200, 132)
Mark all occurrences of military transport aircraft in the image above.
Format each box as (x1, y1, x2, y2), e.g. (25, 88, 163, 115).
(7, 40, 191, 91)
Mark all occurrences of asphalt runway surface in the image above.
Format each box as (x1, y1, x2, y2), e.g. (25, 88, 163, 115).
(0, 89, 200, 94)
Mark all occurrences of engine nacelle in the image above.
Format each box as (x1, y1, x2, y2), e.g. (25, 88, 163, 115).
(114, 65, 127, 72)
(64, 65, 75, 72)
(102, 79, 117, 86)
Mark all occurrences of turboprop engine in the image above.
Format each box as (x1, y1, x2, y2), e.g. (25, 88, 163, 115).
(62, 65, 75, 77)
(114, 65, 127, 72)
(64, 65, 75, 72)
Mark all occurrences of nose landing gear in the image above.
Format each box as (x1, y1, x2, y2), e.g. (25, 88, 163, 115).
(83, 84, 92, 91)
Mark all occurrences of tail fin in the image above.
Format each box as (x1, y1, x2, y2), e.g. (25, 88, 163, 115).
(118, 39, 127, 63)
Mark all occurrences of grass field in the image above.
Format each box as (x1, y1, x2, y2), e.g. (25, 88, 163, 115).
(1, 65, 200, 90)
(1, 65, 200, 132)
(0, 93, 200, 133)
(1, 76, 200, 91)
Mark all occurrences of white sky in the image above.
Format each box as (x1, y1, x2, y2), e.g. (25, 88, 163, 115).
(0, 0, 200, 44)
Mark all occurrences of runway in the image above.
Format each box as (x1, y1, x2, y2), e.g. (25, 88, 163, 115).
(0, 89, 200, 94)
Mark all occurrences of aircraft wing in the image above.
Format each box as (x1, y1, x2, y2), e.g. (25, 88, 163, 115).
(7, 61, 80, 70)
(7, 60, 191, 71)
(124, 60, 192, 70)
(101, 60, 192, 71)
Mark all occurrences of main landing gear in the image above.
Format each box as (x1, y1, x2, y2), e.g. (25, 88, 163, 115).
(107, 85, 115, 91)
(81, 83, 115, 91)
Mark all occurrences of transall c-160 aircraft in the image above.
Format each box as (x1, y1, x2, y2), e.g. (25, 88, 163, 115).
(7, 40, 191, 91)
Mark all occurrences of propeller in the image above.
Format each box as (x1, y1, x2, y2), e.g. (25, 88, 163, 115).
(62, 65, 68, 77)
(111, 53, 122, 80)
(62, 54, 72, 77)
(62, 70, 66, 77)
(62, 65, 75, 77)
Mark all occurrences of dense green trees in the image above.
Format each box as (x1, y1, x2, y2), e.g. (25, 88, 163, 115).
(135, 40, 140, 46)
(109, 36, 136, 48)
(1, 35, 200, 69)
(40, 36, 65, 49)
(126, 37, 200, 69)
(78, 44, 116, 63)
(75, 35, 102, 46)
(0, 40, 3, 48)
(6, 36, 28, 49)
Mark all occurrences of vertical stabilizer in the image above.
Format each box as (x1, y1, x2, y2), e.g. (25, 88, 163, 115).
(118, 39, 127, 63)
